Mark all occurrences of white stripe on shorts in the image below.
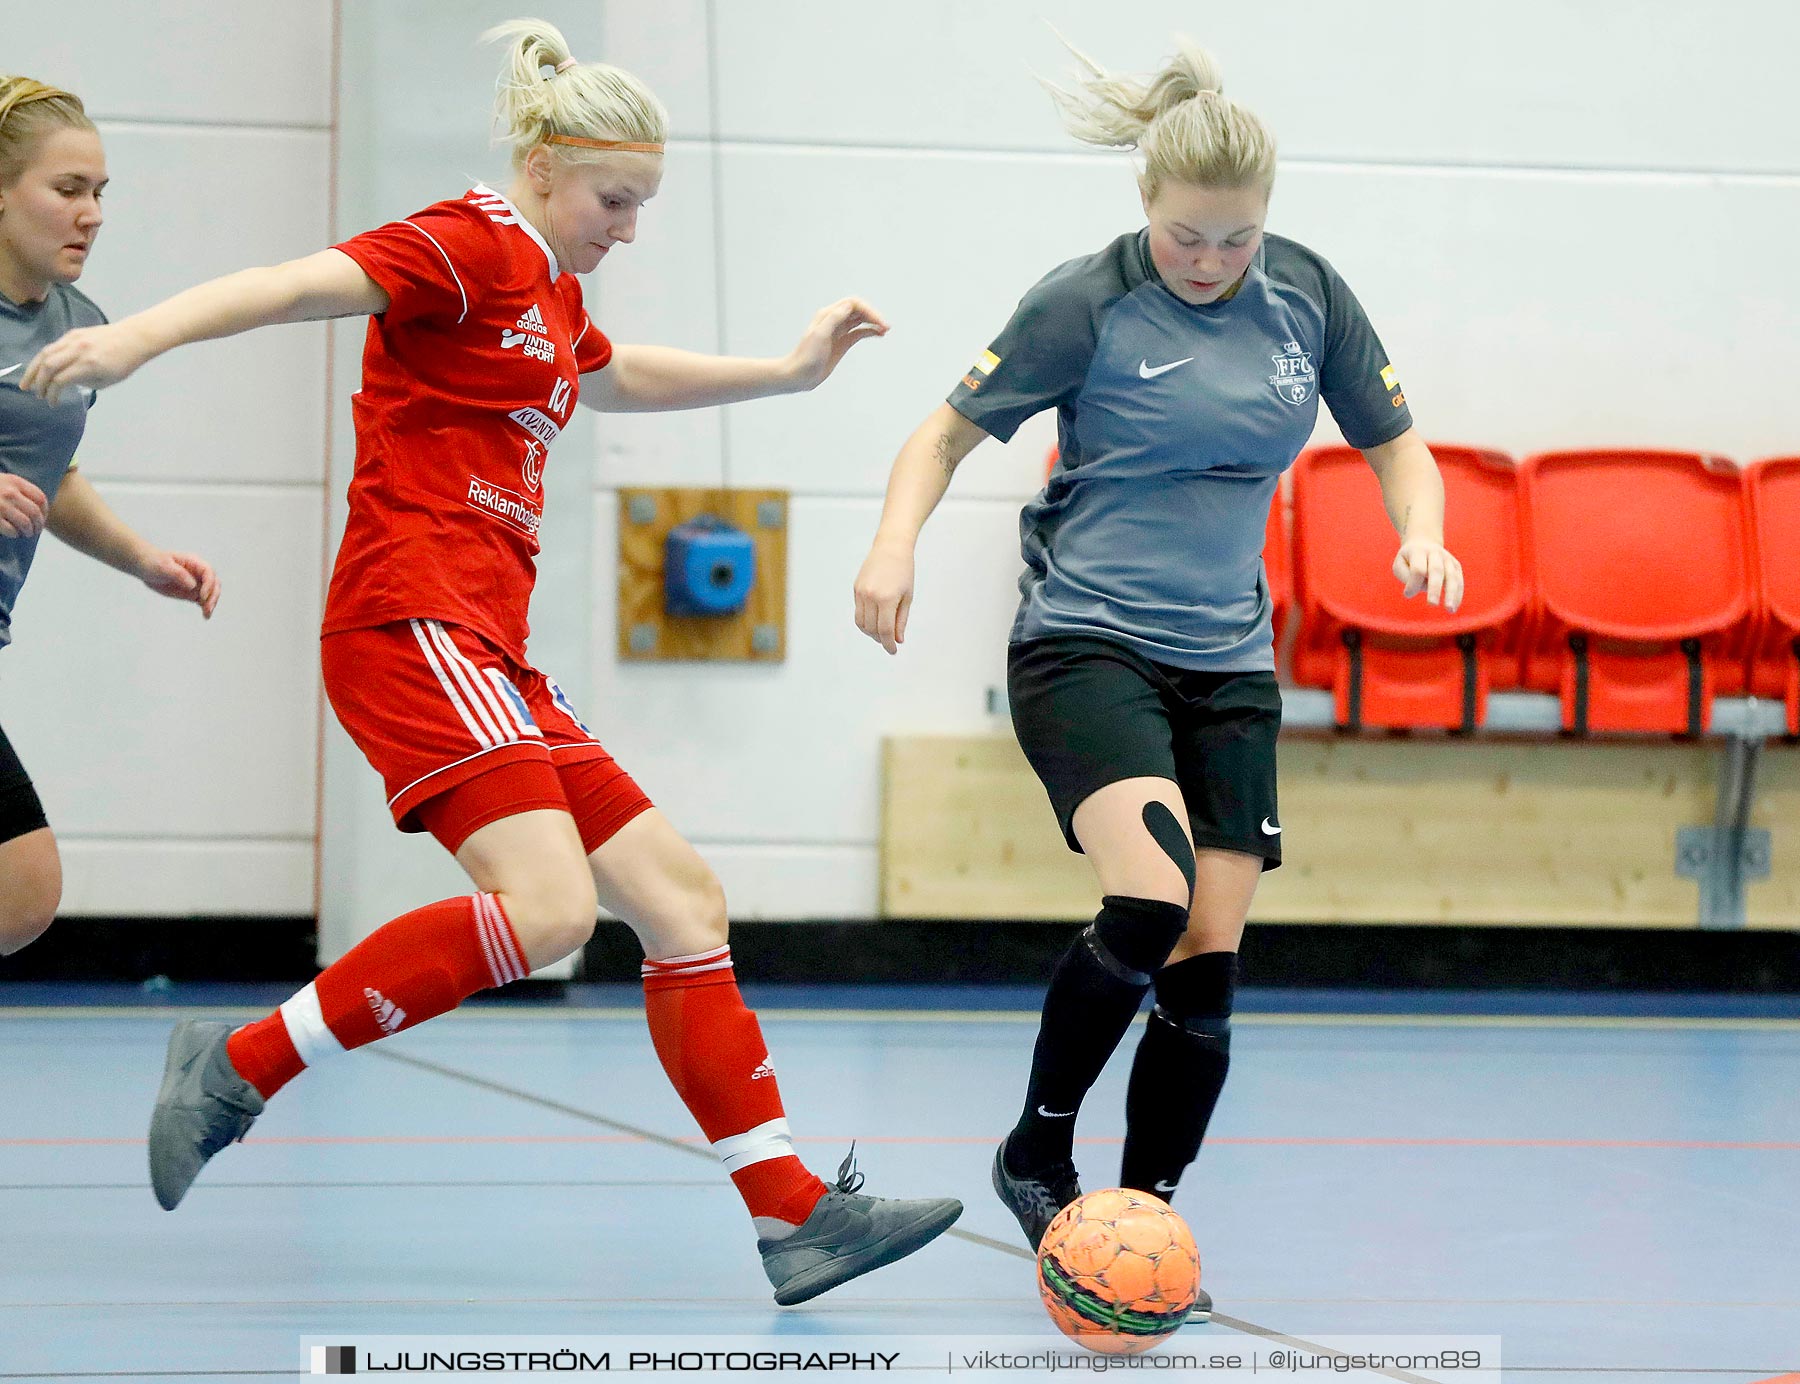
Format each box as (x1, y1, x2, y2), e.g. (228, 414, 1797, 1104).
(410, 620, 494, 749)
(712, 1116, 796, 1174)
(279, 983, 346, 1068)
(424, 621, 512, 746)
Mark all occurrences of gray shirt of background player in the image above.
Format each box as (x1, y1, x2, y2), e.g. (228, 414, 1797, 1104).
(949, 230, 1412, 672)
(0, 282, 105, 649)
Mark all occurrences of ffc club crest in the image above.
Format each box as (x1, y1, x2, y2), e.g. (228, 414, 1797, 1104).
(521, 438, 545, 494)
(1267, 340, 1317, 405)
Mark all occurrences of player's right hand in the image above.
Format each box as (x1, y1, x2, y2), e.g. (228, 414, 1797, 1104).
(0, 473, 49, 538)
(853, 540, 915, 656)
(20, 322, 150, 406)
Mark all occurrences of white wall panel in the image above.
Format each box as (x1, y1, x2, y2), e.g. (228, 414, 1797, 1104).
(714, 1, 1800, 174)
(1274, 167, 1800, 459)
(589, 146, 728, 490)
(58, 841, 313, 917)
(716, 146, 1800, 473)
(1, 487, 323, 839)
(716, 147, 1131, 498)
(10, 2, 332, 127)
(590, 493, 1024, 846)
(601, 0, 714, 141)
(693, 844, 879, 921)
(62, 128, 333, 485)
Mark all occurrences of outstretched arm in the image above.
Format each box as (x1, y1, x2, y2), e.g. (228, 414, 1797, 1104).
(852, 402, 991, 654)
(21, 250, 388, 406)
(1361, 426, 1464, 611)
(582, 297, 887, 412)
(46, 470, 220, 617)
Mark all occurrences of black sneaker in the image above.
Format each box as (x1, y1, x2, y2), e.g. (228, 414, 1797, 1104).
(991, 1134, 1082, 1253)
(757, 1147, 963, 1306)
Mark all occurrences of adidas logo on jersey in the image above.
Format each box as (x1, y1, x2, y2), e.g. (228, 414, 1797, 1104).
(364, 987, 407, 1035)
(502, 304, 555, 362)
(751, 1057, 776, 1081)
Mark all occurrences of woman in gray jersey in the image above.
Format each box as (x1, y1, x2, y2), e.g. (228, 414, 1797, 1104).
(854, 36, 1466, 1315)
(0, 76, 219, 955)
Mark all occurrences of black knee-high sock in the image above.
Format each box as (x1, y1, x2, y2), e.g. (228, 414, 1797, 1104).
(1007, 895, 1188, 1174)
(1120, 950, 1237, 1198)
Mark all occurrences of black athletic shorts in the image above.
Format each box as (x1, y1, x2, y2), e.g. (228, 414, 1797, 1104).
(0, 719, 49, 847)
(1007, 634, 1283, 869)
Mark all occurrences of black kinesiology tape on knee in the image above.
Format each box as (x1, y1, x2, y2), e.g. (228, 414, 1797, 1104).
(1087, 895, 1190, 987)
(1141, 801, 1196, 895)
(1151, 951, 1238, 1050)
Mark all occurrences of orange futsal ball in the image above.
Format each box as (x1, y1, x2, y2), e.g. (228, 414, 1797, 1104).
(1035, 1187, 1201, 1355)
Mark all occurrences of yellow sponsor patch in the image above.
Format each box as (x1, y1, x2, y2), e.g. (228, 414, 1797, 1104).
(1380, 364, 1399, 392)
(962, 349, 1001, 392)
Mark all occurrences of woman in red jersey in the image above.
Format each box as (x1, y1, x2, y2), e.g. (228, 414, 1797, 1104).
(24, 19, 961, 1305)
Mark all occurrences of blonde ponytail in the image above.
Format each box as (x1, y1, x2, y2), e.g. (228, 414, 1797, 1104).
(482, 17, 667, 167)
(1041, 35, 1275, 199)
(0, 77, 95, 185)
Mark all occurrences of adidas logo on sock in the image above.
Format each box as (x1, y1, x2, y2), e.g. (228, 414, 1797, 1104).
(751, 1057, 776, 1081)
(515, 303, 546, 334)
(364, 987, 407, 1035)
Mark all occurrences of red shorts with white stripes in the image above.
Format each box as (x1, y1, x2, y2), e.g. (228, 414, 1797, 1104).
(321, 619, 652, 851)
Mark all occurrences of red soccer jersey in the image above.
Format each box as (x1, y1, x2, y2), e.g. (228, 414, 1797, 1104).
(325, 185, 613, 660)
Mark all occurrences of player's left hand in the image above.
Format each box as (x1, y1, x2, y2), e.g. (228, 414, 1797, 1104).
(1392, 539, 1463, 611)
(139, 550, 220, 618)
(21, 321, 153, 406)
(784, 297, 889, 390)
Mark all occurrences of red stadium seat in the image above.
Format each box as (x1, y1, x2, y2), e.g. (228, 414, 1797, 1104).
(1747, 457, 1800, 735)
(1265, 483, 1291, 647)
(1519, 449, 1753, 735)
(1291, 444, 1526, 731)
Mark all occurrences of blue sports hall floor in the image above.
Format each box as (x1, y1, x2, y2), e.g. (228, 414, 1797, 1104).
(1, 982, 1796, 1382)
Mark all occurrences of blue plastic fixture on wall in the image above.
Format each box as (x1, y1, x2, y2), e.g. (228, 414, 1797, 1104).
(664, 515, 757, 616)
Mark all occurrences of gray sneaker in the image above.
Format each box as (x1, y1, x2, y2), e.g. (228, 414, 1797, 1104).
(758, 1148, 963, 1306)
(147, 1019, 264, 1210)
(991, 1135, 1082, 1253)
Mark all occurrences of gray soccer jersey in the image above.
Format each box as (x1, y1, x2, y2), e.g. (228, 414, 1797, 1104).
(0, 282, 105, 648)
(950, 230, 1411, 671)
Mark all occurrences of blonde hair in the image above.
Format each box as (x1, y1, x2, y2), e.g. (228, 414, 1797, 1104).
(0, 76, 96, 187)
(482, 18, 667, 168)
(1042, 35, 1276, 201)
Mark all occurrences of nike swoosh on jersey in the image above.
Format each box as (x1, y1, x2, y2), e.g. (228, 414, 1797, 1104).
(1261, 818, 1282, 835)
(1138, 356, 1195, 379)
(1154, 1179, 1179, 1193)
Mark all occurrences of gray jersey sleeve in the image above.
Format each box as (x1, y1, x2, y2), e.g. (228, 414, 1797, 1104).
(1316, 261, 1413, 449)
(946, 277, 1098, 443)
(947, 238, 1141, 444)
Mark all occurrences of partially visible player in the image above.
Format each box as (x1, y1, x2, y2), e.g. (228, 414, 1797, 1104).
(852, 34, 1463, 1317)
(24, 20, 959, 1304)
(0, 75, 219, 955)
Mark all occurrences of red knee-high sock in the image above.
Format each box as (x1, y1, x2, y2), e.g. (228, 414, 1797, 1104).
(642, 946, 828, 1228)
(227, 893, 528, 1099)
